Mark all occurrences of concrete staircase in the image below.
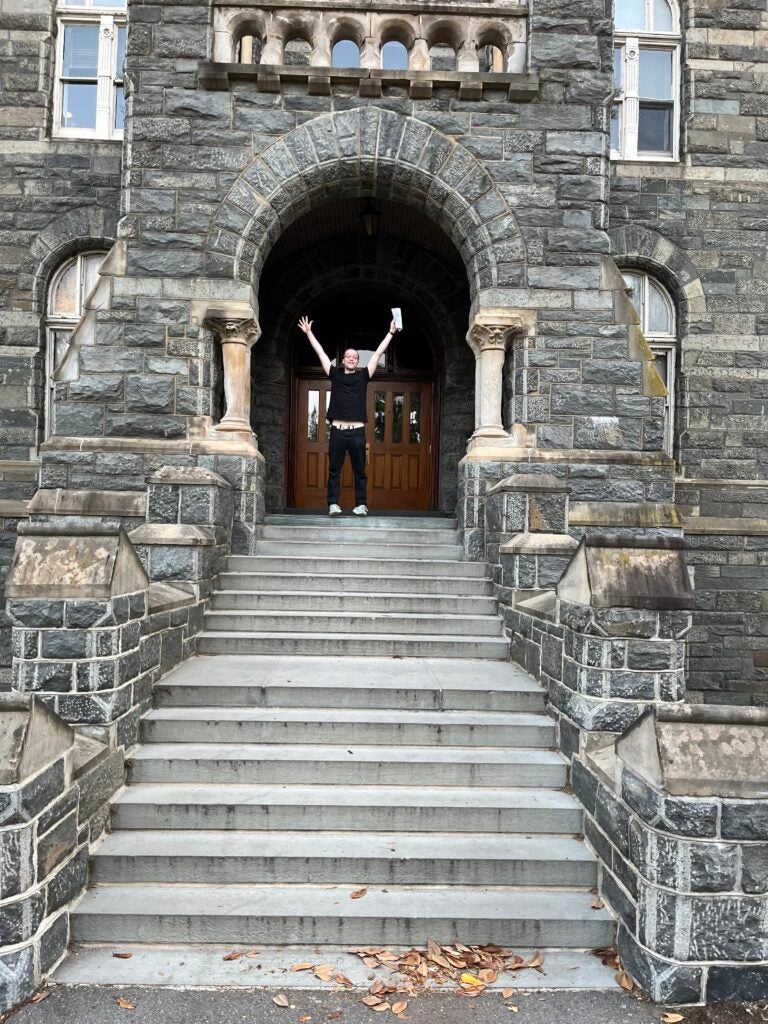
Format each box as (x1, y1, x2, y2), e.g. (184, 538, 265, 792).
(198, 515, 508, 658)
(63, 515, 613, 981)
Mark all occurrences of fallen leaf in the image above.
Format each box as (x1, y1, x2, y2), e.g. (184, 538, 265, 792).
(291, 963, 316, 972)
(299, 1016, 312, 1022)
(617, 971, 635, 992)
(661, 1015, 685, 1023)
(246, 949, 261, 958)
(591, 898, 605, 910)
(335, 973, 354, 989)
(501, 989, 515, 999)
(314, 965, 336, 982)
(363, 957, 379, 969)
(372, 1003, 391, 1012)
(350, 888, 368, 900)
(273, 994, 291, 1007)
(328, 1013, 342, 1020)
(527, 952, 544, 971)
(112, 953, 133, 960)
(460, 973, 484, 987)
(507, 1005, 519, 1013)
(116, 997, 136, 1010)
(362, 996, 383, 1007)
(223, 951, 243, 961)
(31, 992, 50, 1003)
(392, 1001, 408, 1015)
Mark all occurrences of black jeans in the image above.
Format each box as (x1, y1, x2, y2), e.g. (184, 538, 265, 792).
(327, 426, 367, 506)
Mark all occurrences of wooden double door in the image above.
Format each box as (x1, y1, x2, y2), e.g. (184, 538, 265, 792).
(292, 377, 435, 510)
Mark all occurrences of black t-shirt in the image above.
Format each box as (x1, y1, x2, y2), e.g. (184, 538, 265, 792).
(326, 365, 371, 422)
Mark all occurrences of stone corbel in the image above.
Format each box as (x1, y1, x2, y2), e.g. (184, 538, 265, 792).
(204, 310, 261, 444)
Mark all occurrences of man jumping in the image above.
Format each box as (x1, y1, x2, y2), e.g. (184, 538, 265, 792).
(298, 315, 398, 516)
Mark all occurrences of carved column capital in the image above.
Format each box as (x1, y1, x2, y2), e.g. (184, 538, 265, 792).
(469, 320, 521, 354)
(204, 316, 261, 349)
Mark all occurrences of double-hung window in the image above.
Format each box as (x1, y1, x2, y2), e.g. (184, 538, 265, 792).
(53, 0, 126, 140)
(612, 0, 680, 161)
(622, 270, 678, 456)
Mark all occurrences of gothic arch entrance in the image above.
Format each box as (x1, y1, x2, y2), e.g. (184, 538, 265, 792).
(252, 197, 473, 513)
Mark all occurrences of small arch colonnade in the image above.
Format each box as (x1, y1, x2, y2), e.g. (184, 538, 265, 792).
(212, 7, 527, 74)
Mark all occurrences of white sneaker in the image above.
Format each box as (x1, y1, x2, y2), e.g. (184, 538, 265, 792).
(328, 504, 342, 516)
(352, 504, 368, 516)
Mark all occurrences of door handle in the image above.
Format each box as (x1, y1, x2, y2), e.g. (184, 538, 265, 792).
(365, 443, 370, 466)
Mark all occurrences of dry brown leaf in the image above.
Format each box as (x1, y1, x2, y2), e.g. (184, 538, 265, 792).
(291, 962, 316, 972)
(363, 957, 379, 969)
(116, 997, 136, 1010)
(527, 952, 544, 971)
(328, 1013, 342, 1020)
(370, 980, 386, 995)
(378, 952, 399, 962)
(617, 971, 635, 992)
(273, 994, 291, 1007)
(478, 969, 497, 984)
(314, 965, 336, 982)
(246, 949, 261, 958)
(31, 992, 50, 1003)
(299, 1016, 312, 1022)
(501, 989, 515, 999)
(350, 887, 368, 900)
(362, 996, 383, 1007)
(661, 1015, 685, 1023)
(507, 1005, 519, 1013)
(372, 1002, 391, 1012)
(392, 1001, 408, 1015)
(223, 951, 243, 961)
(591, 898, 605, 910)
(335, 973, 354, 989)
(427, 939, 441, 958)
(112, 953, 133, 960)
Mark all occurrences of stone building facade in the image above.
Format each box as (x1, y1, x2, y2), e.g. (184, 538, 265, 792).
(0, 0, 767, 1004)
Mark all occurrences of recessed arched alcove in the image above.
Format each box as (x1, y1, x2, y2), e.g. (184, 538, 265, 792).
(251, 197, 473, 513)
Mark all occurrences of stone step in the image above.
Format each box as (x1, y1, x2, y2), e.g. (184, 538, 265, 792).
(71, 884, 614, 947)
(142, 707, 550, 748)
(113, 784, 584, 833)
(255, 540, 463, 560)
(197, 632, 509, 658)
(265, 514, 455, 530)
(202, 610, 504, 637)
(53, 945, 620, 991)
(261, 524, 459, 544)
(153, 657, 546, 712)
(129, 743, 562, 787)
(90, 831, 598, 887)
(210, 591, 497, 615)
(227, 556, 489, 577)
(217, 572, 494, 596)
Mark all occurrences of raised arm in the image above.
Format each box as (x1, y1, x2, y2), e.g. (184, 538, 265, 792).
(367, 319, 399, 378)
(298, 316, 332, 376)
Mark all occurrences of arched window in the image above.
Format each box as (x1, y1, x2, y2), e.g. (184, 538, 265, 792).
(284, 37, 311, 66)
(236, 33, 262, 63)
(429, 42, 456, 71)
(46, 251, 106, 437)
(332, 38, 360, 68)
(613, 0, 680, 160)
(477, 43, 505, 73)
(381, 40, 408, 70)
(622, 269, 677, 455)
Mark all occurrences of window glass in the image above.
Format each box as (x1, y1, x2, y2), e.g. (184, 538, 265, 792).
(62, 23, 99, 77)
(115, 23, 126, 74)
(429, 42, 456, 71)
(374, 392, 386, 442)
(51, 261, 79, 316)
(382, 40, 408, 70)
(392, 394, 404, 443)
(409, 393, 421, 444)
(611, 105, 621, 150)
(81, 253, 103, 301)
(653, 0, 674, 31)
(50, 329, 72, 377)
(648, 280, 672, 333)
(613, 46, 623, 88)
(332, 39, 360, 68)
(615, 0, 646, 30)
(638, 105, 671, 151)
(639, 49, 672, 99)
(307, 390, 319, 441)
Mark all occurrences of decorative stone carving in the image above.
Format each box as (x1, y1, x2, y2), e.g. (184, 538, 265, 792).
(204, 312, 261, 443)
(466, 309, 525, 440)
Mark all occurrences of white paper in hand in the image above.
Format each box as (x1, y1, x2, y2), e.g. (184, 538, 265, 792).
(391, 307, 403, 330)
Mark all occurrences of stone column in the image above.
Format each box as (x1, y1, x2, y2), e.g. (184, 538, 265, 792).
(204, 314, 261, 443)
(467, 311, 521, 439)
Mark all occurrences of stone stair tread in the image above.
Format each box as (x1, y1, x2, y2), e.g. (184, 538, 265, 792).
(155, 656, 542, 691)
(218, 572, 491, 583)
(145, 707, 549, 726)
(132, 743, 557, 764)
(93, 830, 596, 862)
(116, 783, 581, 809)
(74, 885, 614, 923)
(214, 589, 495, 601)
(204, 610, 501, 623)
(198, 631, 508, 644)
(265, 515, 455, 528)
(226, 557, 489, 576)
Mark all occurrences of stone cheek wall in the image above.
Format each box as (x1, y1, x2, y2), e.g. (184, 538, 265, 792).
(0, 701, 124, 1012)
(572, 754, 768, 1005)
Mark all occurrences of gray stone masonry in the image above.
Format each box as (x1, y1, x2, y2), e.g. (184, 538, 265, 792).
(570, 705, 768, 1005)
(0, 694, 124, 1014)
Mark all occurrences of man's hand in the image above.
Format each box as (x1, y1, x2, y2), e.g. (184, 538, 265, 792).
(299, 316, 331, 375)
(390, 318, 399, 334)
(298, 316, 313, 335)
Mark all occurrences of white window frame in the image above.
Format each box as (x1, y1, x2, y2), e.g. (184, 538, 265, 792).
(612, 0, 681, 162)
(53, 1, 126, 141)
(622, 269, 678, 456)
(45, 251, 106, 438)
